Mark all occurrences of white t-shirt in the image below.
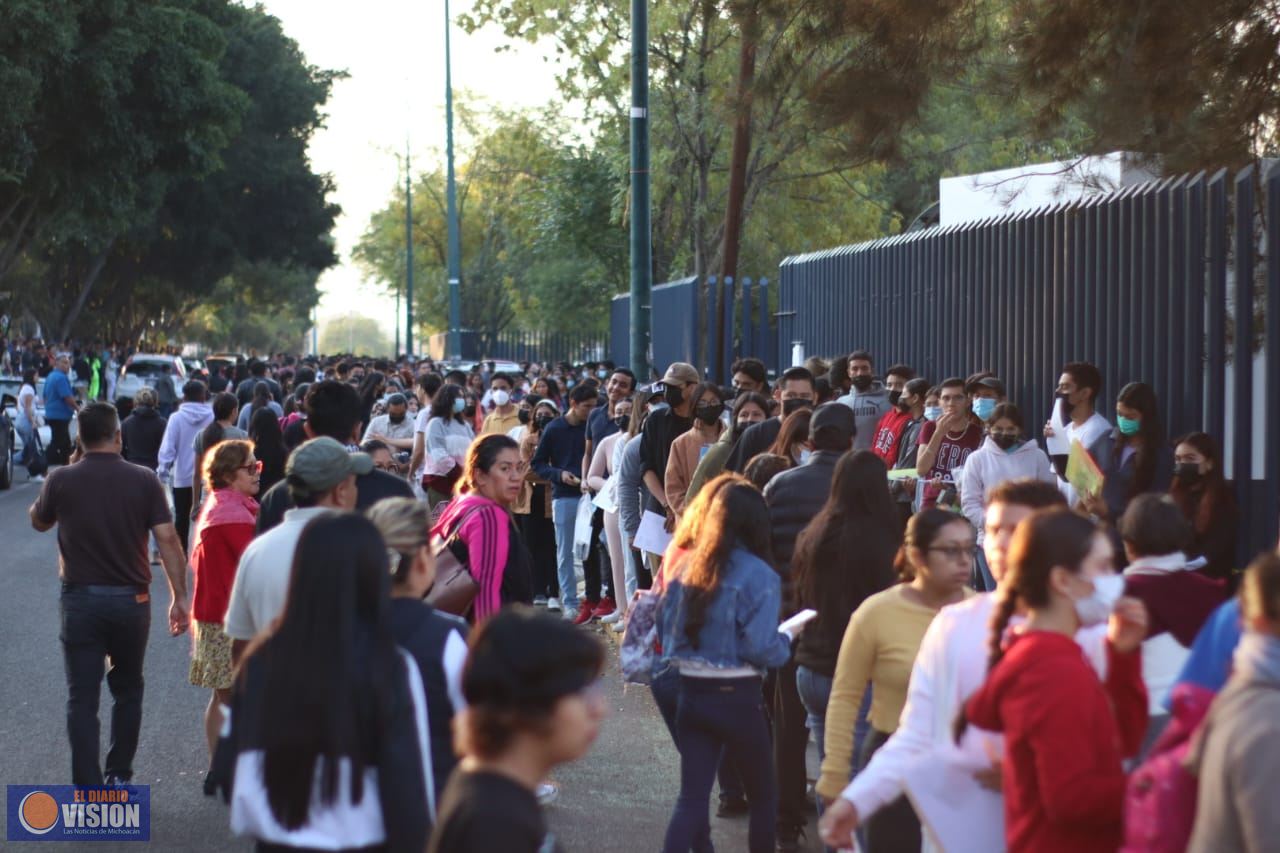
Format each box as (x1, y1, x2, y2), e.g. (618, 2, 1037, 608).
(1057, 411, 1113, 504)
(224, 507, 334, 640)
(411, 408, 433, 482)
(17, 383, 36, 422)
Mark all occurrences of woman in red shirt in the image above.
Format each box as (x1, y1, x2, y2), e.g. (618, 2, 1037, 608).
(960, 508, 1148, 853)
(189, 439, 260, 764)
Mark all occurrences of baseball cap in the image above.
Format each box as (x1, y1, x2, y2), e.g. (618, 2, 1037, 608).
(385, 392, 408, 406)
(660, 362, 700, 386)
(809, 402, 857, 440)
(974, 376, 1005, 396)
(286, 437, 373, 496)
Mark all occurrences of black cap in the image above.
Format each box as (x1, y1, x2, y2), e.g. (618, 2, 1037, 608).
(463, 607, 604, 712)
(809, 401, 856, 440)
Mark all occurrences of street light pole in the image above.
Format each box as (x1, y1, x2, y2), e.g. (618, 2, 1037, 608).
(444, 0, 462, 360)
(404, 143, 415, 357)
(629, 0, 651, 379)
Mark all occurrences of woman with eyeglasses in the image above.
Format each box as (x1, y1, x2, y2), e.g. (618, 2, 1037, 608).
(189, 439, 260, 782)
(818, 509, 975, 851)
(430, 434, 534, 623)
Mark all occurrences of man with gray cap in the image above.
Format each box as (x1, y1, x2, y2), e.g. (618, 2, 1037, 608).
(362, 392, 415, 450)
(637, 362, 699, 546)
(223, 437, 369, 661)
(762, 401, 858, 850)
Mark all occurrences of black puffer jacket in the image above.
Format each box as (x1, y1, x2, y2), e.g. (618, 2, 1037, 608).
(120, 405, 167, 471)
(762, 450, 841, 614)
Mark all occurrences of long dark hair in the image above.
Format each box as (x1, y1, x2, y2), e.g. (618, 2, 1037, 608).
(358, 371, 385, 408)
(250, 380, 272, 414)
(679, 480, 772, 648)
(1116, 381, 1165, 496)
(793, 451, 899, 613)
(768, 408, 812, 462)
(197, 391, 240, 474)
(895, 508, 967, 582)
(245, 513, 399, 830)
(250, 407, 286, 485)
(1169, 431, 1235, 536)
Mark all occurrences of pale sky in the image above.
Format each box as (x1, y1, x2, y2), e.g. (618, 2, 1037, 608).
(257, 0, 567, 337)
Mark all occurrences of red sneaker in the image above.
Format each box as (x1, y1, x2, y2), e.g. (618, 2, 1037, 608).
(572, 599, 596, 625)
(591, 596, 617, 619)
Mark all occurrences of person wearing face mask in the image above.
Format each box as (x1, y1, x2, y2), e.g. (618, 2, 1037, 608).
(423, 384, 477, 507)
(1083, 381, 1173, 525)
(1186, 552, 1280, 853)
(922, 386, 942, 424)
(960, 404, 1056, 588)
(967, 375, 1004, 424)
(514, 398, 561, 609)
(886, 379, 932, 529)
(955, 509, 1148, 853)
(1169, 432, 1239, 581)
(638, 363, 701, 561)
(767, 408, 813, 466)
(614, 389, 658, 599)
(726, 367, 817, 473)
(1043, 361, 1114, 504)
(836, 351, 897, 452)
(586, 397, 635, 632)
(481, 373, 522, 436)
(870, 369, 923, 468)
(362, 392, 416, 451)
(917, 378, 984, 508)
(663, 383, 728, 523)
(686, 391, 770, 504)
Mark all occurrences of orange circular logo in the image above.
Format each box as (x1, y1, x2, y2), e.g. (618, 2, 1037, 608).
(19, 791, 59, 834)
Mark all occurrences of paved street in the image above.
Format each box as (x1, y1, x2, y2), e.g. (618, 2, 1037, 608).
(0, 472, 820, 851)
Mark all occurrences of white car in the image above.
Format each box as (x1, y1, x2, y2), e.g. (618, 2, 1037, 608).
(116, 354, 187, 404)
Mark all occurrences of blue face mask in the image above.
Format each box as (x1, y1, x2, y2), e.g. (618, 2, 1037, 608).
(452, 397, 466, 414)
(1117, 415, 1141, 436)
(597, 369, 609, 379)
(924, 406, 942, 422)
(972, 397, 997, 421)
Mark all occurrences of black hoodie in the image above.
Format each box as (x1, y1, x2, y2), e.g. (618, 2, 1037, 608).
(120, 405, 167, 471)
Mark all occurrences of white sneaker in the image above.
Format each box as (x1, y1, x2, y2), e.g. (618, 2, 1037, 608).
(546, 597, 561, 611)
(600, 610, 623, 624)
(533, 595, 548, 606)
(611, 620, 626, 633)
(536, 782, 559, 806)
(29, 474, 44, 483)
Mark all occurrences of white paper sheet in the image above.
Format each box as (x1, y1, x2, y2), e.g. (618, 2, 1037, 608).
(902, 749, 1006, 853)
(1045, 397, 1070, 456)
(634, 509, 674, 556)
(778, 608, 818, 638)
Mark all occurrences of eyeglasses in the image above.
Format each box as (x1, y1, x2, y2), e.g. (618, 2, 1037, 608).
(238, 460, 264, 474)
(927, 544, 975, 563)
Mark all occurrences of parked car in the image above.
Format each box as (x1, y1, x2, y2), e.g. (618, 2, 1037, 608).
(116, 354, 186, 404)
(204, 353, 244, 377)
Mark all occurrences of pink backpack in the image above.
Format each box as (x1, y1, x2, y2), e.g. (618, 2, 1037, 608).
(1121, 683, 1215, 853)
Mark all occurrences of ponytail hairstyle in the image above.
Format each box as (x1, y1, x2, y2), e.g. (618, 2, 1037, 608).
(1116, 381, 1165, 496)
(680, 481, 772, 648)
(366, 497, 431, 585)
(895, 508, 964, 582)
(955, 508, 1099, 745)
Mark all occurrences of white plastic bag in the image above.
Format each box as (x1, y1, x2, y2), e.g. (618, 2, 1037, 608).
(572, 494, 594, 562)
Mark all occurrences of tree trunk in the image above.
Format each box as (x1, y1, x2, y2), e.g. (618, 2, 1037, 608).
(716, 2, 759, 382)
(57, 244, 113, 342)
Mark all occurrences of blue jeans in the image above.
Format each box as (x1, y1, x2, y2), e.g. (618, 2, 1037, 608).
(664, 676, 777, 853)
(551, 497, 580, 611)
(795, 666, 833, 764)
(14, 414, 36, 467)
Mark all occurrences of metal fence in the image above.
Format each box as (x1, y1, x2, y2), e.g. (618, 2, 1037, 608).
(427, 329, 607, 365)
(610, 275, 777, 381)
(777, 163, 1280, 558)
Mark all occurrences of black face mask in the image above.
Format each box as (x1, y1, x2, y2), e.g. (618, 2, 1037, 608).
(665, 384, 685, 408)
(518, 409, 531, 424)
(887, 389, 902, 407)
(782, 397, 811, 417)
(1174, 462, 1203, 485)
(694, 404, 722, 426)
(851, 375, 873, 392)
(991, 433, 1020, 451)
(534, 415, 554, 432)
(388, 413, 405, 424)
(733, 421, 751, 440)
(614, 414, 630, 431)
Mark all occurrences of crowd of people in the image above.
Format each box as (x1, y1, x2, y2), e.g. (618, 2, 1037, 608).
(19, 343, 1278, 853)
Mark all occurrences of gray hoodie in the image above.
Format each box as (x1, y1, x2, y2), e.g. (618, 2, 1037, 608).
(1187, 632, 1280, 853)
(837, 381, 891, 451)
(157, 402, 214, 487)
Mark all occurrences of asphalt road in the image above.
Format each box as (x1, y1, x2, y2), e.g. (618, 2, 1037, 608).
(0, 470, 820, 851)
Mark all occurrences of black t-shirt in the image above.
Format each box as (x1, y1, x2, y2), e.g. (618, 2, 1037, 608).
(255, 468, 414, 534)
(428, 770, 560, 853)
(637, 407, 694, 514)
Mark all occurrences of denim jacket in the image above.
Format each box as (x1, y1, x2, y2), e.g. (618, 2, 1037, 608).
(657, 547, 793, 672)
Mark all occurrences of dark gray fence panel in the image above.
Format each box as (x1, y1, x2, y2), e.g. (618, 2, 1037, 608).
(1266, 163, 1280, 547)
(651, 276, 700, 373)
(610, 295, 630, 369)
(1232, 166, 1255, 517)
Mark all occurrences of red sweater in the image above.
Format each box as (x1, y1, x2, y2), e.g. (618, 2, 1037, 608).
(191, 488, 258, 623)
(965, 631, 1147, 853)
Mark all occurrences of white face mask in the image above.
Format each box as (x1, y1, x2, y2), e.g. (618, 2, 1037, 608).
(799, 449, 812, 464)
(492, 389, 510, 407)
(1073, 573, 1125, 627)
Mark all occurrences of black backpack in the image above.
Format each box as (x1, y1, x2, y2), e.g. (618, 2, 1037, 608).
(26, 431, 48, 477)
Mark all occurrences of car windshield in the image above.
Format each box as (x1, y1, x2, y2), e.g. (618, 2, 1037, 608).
(126, 362, 171, 377)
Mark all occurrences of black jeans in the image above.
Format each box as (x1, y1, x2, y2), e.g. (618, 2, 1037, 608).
(60, 587, 151, 785)
(518, 488, 559, 598)
(583, 507, 608, 603)
(767, 655, 810, 835)
(859, 728, 921, 853)
(172, 486, 193, 551)
(663, 676, 777, 853)
(48, 418, 72, 465)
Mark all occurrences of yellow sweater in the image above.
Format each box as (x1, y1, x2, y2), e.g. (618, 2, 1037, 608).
(816, 583, 975, 801)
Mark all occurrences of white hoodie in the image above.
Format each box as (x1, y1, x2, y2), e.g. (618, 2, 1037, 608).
(157, 401, 214, 487)
(960, 436, 1055, 543)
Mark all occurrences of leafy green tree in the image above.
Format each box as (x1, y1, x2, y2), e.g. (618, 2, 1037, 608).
(319, 314, 391, 357)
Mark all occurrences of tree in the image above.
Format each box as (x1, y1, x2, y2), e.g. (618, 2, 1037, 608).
(319, 314, 391, 357)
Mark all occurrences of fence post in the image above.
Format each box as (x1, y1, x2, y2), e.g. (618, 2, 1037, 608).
(1206, 169, 1229, 440)
(757, 278, 772, 375)
(720, 276, 736, 384)
(1232, 165, 1255, 554)
(740, 277, 754, 362)
(1264, 163, 1280, 548)
(704, 276, 717, 377)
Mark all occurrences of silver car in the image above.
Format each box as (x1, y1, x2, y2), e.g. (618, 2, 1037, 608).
(116, 354, 186, 404)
